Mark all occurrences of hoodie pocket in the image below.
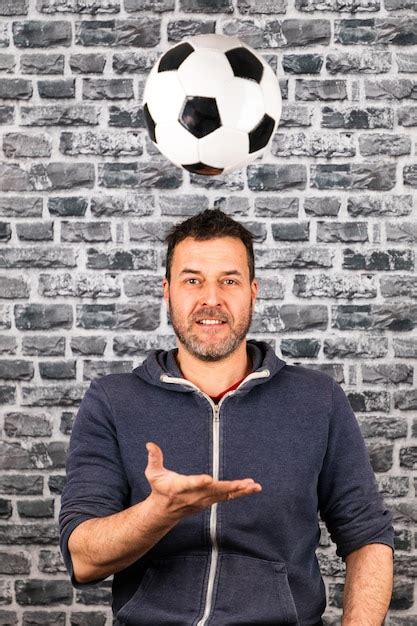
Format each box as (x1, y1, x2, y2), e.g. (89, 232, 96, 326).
(210, 553, 299, 625)
(115, 554, 208, 626)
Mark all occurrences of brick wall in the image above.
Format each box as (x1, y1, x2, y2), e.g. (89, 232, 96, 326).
(0, 0, 416, 623)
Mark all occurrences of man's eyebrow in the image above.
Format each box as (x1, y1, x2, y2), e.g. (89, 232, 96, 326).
(179, 268, 244, 278)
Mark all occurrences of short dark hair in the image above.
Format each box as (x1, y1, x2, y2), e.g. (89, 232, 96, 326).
(163, 208, 255, 283)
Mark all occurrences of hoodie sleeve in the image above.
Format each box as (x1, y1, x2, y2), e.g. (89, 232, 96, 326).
(317, 378, 395, 563)
(59, 378, 130, 589)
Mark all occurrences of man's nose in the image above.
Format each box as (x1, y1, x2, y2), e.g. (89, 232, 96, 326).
(200, 282, 224, 306)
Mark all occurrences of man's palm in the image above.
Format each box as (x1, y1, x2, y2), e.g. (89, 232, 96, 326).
(145, 441, 262, 521)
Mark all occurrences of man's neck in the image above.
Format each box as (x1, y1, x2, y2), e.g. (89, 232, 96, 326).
(175, 342, 252, 398)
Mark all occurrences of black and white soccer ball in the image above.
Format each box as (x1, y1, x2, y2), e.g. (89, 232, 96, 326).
(143, 34, 282, 176)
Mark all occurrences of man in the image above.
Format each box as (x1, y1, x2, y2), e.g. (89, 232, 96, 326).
(59, 208, 394, 625)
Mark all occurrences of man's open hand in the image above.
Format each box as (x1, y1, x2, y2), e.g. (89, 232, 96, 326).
(145, 441, 262, 522)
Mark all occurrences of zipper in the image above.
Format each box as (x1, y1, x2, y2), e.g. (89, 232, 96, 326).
(159, 367, 270, 626)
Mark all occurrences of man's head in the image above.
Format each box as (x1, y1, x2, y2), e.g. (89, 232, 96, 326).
(162, 209, 257, 362)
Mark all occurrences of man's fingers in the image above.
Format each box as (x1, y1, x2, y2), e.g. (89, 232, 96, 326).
(146, 442, 163, 470)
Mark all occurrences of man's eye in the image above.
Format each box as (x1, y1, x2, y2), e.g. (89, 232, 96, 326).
(186, 278, 199, 284)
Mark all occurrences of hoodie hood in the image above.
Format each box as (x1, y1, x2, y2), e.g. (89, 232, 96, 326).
(132, 338, 287, 396)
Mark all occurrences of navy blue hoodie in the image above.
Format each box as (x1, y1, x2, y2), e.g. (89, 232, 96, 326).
(59, 339, 395, 625)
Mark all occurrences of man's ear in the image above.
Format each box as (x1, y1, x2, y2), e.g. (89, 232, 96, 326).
(162, 278, 169, 304)
(251, 278, 258, 306)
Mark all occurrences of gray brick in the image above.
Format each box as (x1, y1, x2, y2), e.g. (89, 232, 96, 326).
(75, 18, 160, 47)
(212, 196, 249, 216)
(295, 0, 380, 9)
(282, 54, 323, 74)
(280, 338, 320, 358)
(324, 335, 388, 359)
(98, 161, 182, 189)
(20, 53, 64, 74)
(362, 364, 413, 385)
(3, 133, 51, 158)
(393, 338, 417, 358)
(179, 0, 232, 11)
(365, 79, 417, 100)
(83, 77, 133, 99)
(321, 106, 393, 129)
(112, 51, 157, 73)
(108, 104, 144, 127)
(386, 222, 417, 242)
(271, 221, 309, 241)
(274, 105, 312, 127)
(326, 50, 391, 74)
(0, 476, 43, 497)
(16, 222, 54, 241)
(237, 0, 287, 13)
(403, 164, 417, 187)
(248, 164, 306, 191)
(22, 335, 65, 356)
(39, 272, 120, 297)
(381, 276, 417, 298)
(295, 79, 347, 100)
(15, 579, 72, 605)
(4, 412, 52, 437)
(59, 130, 142, 156)
(0, 247, 77, 268)
(310, 162, 396, 191)
(48, 196, 87, 216)
(0, 23, 8, 47)
(0, 197, 42, 217)
(0, 54, 15, 73)
(29, 162, 95, 190)
(294, 273, 377, 299)
(0, 79, 33, 100)
(38, 78, 75, 99)
(12, 21, 72, 47)
(17, 499, 54, 518)
(22, 383, 86, 408)
(70, 336, 106, 355)
(36, 0, 120, 12)
(0, 0, 28, 14)
(0, 335, 17, 354)
(159, 194, 208, 216)
(272, 131, 355, 158)
(0, 105, 14, 124)
(347, 195, 412, 217)
(0, 276, 29, 299)
(279, 304, 328, 331)
(254, 197, 299, 218)
(0, 163, 32, 192)
(394, 390, 417, 411)
(125, 0, 174, 9)
(332, 304, 417, 331)
(20, 104, 99, 126)
(256, 247, 333, 269)
(385, 0, 417, 7)
(304, 197, 341, 217)
(39, 360, 76, 379)
(167, 20, 215, 42)
(14, 304, 73, 330)
(358, 132, 411, 156)
(60, 221, 111, 242)
(343, 248, 413, 271)
(86, 247, 157, 270)
(317, 221, 368, 243)
(69, 53, 106, 74)
(335, 18, 417, 46)
(0, 222, 11, 241)
(76, 302, 160, 330)
(0, 551, 30, 574)
(397, 52, 417, 73)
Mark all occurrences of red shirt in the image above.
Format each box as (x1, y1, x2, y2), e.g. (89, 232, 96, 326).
(209, 376, 246, 404)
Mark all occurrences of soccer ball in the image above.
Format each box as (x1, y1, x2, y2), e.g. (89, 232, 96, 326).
(142, 34, 282, 176)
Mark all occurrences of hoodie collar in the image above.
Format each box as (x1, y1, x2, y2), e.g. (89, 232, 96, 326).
(132, 339, 286, 396)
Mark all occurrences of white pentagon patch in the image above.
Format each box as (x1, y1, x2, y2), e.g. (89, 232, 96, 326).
(216, 77, 265, 133)
(198, 127, 249, 169)
(178, 50, 235, 98)
(155, 121, 199, 166)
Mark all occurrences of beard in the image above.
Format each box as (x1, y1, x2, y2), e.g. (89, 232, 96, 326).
(167, 296, 253, 362)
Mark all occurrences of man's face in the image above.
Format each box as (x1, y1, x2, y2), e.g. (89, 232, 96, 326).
(162, 236, 258, 362)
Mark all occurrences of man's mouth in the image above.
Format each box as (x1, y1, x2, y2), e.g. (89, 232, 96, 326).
(196, 319, 227, 326)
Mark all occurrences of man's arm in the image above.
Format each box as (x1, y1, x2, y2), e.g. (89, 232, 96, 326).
(341, 543, 394, 626)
